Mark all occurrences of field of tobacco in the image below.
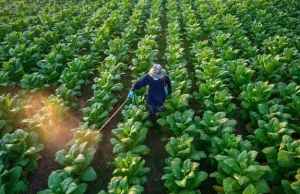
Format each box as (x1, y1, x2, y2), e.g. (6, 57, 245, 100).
(0, 0, 299, 193)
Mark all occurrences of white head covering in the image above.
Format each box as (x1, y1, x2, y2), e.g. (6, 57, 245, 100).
(148, 64, 166, 79)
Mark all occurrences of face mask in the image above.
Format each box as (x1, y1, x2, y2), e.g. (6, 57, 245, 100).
(153, 77, 159, 80)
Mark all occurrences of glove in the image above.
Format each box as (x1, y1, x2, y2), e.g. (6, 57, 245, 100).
(128, 91, 134, 99)
(165, 90, 171, 97)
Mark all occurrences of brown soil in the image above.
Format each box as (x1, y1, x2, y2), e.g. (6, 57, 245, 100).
(198, 160, 218, 194)
(140, 3, 172, 193)
(143, 126, 171, 194)
(232, 113, 249, 139)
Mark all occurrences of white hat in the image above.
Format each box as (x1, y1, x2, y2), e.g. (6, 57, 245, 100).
(148, 64, 166, 79)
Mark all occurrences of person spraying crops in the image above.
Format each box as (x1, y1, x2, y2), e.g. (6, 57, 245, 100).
(128, 64, 172, 123)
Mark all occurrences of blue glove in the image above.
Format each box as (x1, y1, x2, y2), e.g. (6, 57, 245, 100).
(128, 91, 134, 99)
(165, 88, 170, 97)
(166, 91, 171, 97)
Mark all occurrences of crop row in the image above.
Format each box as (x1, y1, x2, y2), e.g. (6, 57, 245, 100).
(153, 0, 209, 193)
(37, 0, 147, 193)
(0, 0, 88, 42)
(0, 0, 133, 193)
(0, 0, 106, 90)
(99, 0, 164, 193)
(184, 0, 300, 193)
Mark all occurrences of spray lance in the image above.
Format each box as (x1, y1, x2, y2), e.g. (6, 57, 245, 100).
(97, 98, 129, 133)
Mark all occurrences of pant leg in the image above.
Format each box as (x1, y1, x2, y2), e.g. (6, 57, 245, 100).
(148, 104, 157, 123)
(148, 104, 155, 115)
(155, 106, 164, 112)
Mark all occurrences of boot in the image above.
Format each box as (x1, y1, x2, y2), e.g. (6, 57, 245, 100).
(150, 113, 156, 123)
(151, 113, 159, 129)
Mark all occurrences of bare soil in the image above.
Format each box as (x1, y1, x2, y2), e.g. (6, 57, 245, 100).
(143, 127, 171, 194)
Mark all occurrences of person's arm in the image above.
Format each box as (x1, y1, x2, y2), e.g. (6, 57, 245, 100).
(131, 74, 150, 91)
(166, 76, 172, 95)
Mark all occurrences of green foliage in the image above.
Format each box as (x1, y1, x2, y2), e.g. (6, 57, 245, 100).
(159, 94, 190, 118)
(55, 141, 98, 181)
(262, 35, 295, 55)
(288, 60, 300, 83)
(196, 58, 229, 82)
(166, 134, 206, 161)
(249, 118, 294, 148)
(171, 80, 192, 97)
(249, 102, 291, 125)
(2, 59, 24, 82)
(96, 55, 125, 76)
(59, 55, 94, 93)
(105, 38, 129, 62)
(240, 81, 274, 112)
(253, 55, 284, 82)
(121, 104, 151, 125)
(99, 176, 144, 194)
(278, 82, 300, 104)
(67, 129, 102, 150)
(110, 120, 150, 156)
(203, 89, 236, 115)
(55, 86, 78, 108)
(262, 135, 300, 183)
(0, 165, 26, 194)
(193, 79, 225, 105)
(81, 102, 112, 129)
(290, 170, 300, 193)
(0, 72, 11, 87)
(0, 129, 44, 172)
(20, 72, 48, 91)
(0, 94, 22, 137)
(210, 133, 252, 159)
(38, 170, 87, 194)
(8, 44, 41, 73)
(195, 111, 236, 143)
(230, 65, 254, 92)
(162, 158, 208, 193)
(286, 95, 300, 120)
(40, 95, 70, 122)
(21, 95, 69, 144)
(157, 109, 197, 136)
(131, 35, 158, 78)
(113, 152, 150, 185)
(92, 73, 123, 92)
(210, 149, 271, 194)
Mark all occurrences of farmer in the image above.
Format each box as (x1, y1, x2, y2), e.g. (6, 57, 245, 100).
(128, 64, 172, 123)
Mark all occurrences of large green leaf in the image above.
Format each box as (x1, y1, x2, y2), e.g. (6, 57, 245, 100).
(188, 171, 208, 189)
(252, 179, 270, 193)
(48, 171, 61, 191)
(233, 174, 251, 186)
(66, 182, 78, 194)
(277, 150, 295, 168)
(175, 178, 187, 187)
(281, 180, 295, 194)
(171, 158, 182, 179)
(243, 184, 257, 194)
(223, 177, 241, 192)
(61, 177, 73, 193)
(72, 183, 87, 194)
(81, 166, 97, 181)
(0, 120, 6, 129)
(157, 118, 167, 126)
(131, 145, 150, 155)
